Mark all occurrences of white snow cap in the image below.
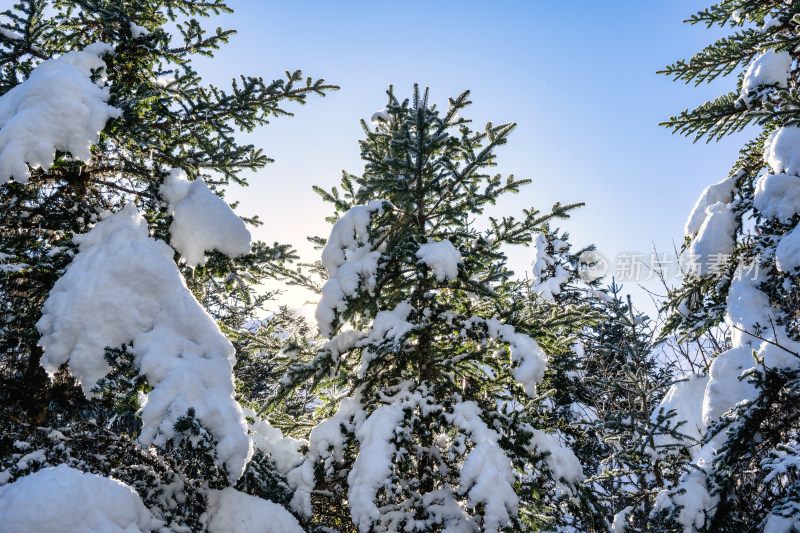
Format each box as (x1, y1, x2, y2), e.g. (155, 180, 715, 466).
(0, 43, 121, 184)
(316, 200, 386, 337)
(526, 427, 585, 488)
(129, 22, 150, 38)
(244, 407, 306, 475)
(348, 402, 406, 533)
(530, 233, 570, 301)
(651, 374, 709, 458)
(160, 169, 251, 267)
(207, 487, 303, 533)
(484, 318, 547, 397)
(37, 204, 252, 480)
(726, 267, 775, 347)
(764, 127, 800, 176)
(776, 224, 800, 273)
(0, 465, 162, 532)
(356, 301, 415, 378)
(753, 172, 800, 222)
(686, 202, 736, 277)
(685, 176, 737, 236)
(740, 50, 791, 103)
(287, 396, 365, 517)
(449, 401, 518, 533)
(370, 109, 391, 124)
(702, 346, 758, 427)
(416, 239, 462, 282)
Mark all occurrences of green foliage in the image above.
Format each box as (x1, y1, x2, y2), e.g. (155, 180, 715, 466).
(0, 0, 334, 528)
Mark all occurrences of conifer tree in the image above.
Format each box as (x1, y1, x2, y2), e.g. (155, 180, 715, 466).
(655, 1, 800, 530)
(268, 86, 593, 532)
(0, 0, 334, 529)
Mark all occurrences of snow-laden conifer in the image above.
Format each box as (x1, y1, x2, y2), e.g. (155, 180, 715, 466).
(657, 1, 800, 530)
(0, 0, 334, 529)
(268, 86, 588, 532)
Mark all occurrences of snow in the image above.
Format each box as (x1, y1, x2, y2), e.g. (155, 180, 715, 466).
(484, 318, 548, 397)
(0, 465, 161, 532)
(0, 43, 121, 184)
(526, 426, 585, 488)
(654, 466, 716, 533)
(244, 407, 306, 475)
(316, 200, 386, 337)
(754, 172, 800, 222)
(287, 396, 365, 517)
(762, 16, 782, 32)
(370, 109, 391, 124)
(764, 127, 800, 176)
(160, 169, 251, 267)
(356, 301, 415, 378)
(37, 204, 252, 480)
(685, 175, 737, 236)
(0, 26, 23, 41)
(740, 51, 791, 103)
(348, 402, 405, 533)
(726, 267, 775, 347)
(530, 233, 570, 300)
(686, 202, 736, 276)
(612, 506, 633, 533)
(449, 401, 518, 533)
(129, 22, 150, 38)
(702, 347, 758, 427)
(776, 225, 800, 272)
(763, 514, 800, 533)
(416, 239, 462, 282)
(206, 487, 303, 533)
(651, 374, 709, 457)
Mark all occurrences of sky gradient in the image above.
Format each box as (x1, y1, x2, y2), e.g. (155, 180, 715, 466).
(195, 1, 755, 314)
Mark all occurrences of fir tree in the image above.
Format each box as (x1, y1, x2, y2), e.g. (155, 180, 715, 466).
(0, 0, 334, 528)
(268, 86, 592, 532)
(656, 1, 800, 530)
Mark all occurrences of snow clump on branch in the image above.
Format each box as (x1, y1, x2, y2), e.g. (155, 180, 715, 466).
(37, 203, 252, 480)
(0, 43, 121, 184)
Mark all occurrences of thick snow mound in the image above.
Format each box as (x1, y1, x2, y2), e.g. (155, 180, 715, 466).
(740, 51, 791, 102)
(0, 465, 161, 533)
(652, 374, 709, 457)
(348, 403, 406, 533)
(702, 346, 758, 427)
(726, 269, 774, 347)
(685, 176, 737, 236)
(244, 407, 306, 475)
(765, 127, 800, 176)
(527, 427, 585, 487)
(160, 169, 251, 267)
(316, 200, 386, 337)
(777, 225, 800, 273)
(37, 204, 251, 480)
(687, 202, 736, 276)
(449, 401, 518, 533)
(416, 239, 462, 281)
(207, 487, 303, 533)
(753, 172, 800, 222)
(0, 43, 121, 184)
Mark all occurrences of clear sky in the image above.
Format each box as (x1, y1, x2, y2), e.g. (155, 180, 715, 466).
(195, 1, 754, 315)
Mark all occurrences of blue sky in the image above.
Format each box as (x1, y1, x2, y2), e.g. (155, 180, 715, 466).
(196, 1, 754, 313)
